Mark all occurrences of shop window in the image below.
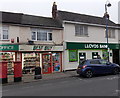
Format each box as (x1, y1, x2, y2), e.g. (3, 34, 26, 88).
(102, 49, 109, 60)
(23, 53, 40, 74)
(52, 53, 61, 72)
(0, 52, 15, 75)
(69, 50, 78, 62)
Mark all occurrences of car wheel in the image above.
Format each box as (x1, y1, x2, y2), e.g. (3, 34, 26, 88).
(85, 70, 93, 78)
(113, 68, 119, 75)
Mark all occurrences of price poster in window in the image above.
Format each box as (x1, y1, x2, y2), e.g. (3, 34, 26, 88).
(69, 50, 78, 62)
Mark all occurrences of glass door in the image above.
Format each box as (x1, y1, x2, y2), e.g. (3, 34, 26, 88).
(42, 54, 52, 74)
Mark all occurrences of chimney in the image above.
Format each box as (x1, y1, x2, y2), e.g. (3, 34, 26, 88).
(52, 2, 57, 19)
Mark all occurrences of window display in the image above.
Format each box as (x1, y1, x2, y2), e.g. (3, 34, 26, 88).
(69, 50, 78, 62)
(0, 52, 15, 75)
(52, 53, 61, 72)
(23, 53, 40, 74)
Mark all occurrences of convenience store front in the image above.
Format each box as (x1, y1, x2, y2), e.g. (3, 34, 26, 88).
(0, 44, 22, 83)
(63, 42, 120, 70)
(19, 45, 63, 74)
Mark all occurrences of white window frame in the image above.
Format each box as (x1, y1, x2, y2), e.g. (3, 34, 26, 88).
(0, 25, 9, 40)
(31, 28, 52, 41)
(75, 24, 88, 37)
(105, 28, 115, 39)
(47, 32, 52, 41)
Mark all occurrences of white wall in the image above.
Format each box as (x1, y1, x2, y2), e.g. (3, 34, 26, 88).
(0, 25, 20, 44)
(63, 23, 118, 43)
(0, 24, 63, 45)
(118, 1, 120, 24)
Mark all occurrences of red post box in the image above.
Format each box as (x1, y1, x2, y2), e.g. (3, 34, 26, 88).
(0, 62, 8, 83)
(14, 62, 22, 82)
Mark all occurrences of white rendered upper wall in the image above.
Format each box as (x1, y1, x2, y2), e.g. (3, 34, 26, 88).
(118, 1, 120, 43)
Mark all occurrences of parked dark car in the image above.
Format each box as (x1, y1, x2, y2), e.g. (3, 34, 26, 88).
(76, 59, 120, 78)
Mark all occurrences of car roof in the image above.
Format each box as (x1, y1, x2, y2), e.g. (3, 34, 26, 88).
(86, 59, 103, 61)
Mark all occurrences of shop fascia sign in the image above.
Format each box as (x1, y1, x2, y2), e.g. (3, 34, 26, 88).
(33, 45, 53, 51)
(19, 45, 63, 51)
(0, 44, 19, 51)
(67, 42, 119, 49)
(85, 44, 108, 49)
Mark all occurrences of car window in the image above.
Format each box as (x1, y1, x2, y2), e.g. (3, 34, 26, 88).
(90, 60, 100, 64)
(100, 60, 107, 64)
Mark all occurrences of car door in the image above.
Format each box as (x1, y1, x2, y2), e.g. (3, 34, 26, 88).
(99, 60, 112, 74)
(89, 60, 103, 74)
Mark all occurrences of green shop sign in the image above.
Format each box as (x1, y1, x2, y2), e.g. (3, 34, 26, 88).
(67, 42, 120, 50)
(0, 44, 19, 51)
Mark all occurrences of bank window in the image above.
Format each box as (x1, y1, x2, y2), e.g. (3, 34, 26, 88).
(0, 25, 9, 40)
(69, 50, 78, 62)
(105, 28, 115, 38)
(75, 24, 88, 36)
(31, 28, 52, 41)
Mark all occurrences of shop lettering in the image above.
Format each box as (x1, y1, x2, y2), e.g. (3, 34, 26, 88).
(85, 44, 99, 49)
(100, 45, 108, 48)
(33, 46, 53, 51)
(85, 44, 108, 49)
(0, 46, 14, 50)
(33, 46, 43, 50)
(44, 46, 53, 50)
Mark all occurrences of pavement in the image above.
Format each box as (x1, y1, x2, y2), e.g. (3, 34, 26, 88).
(3, 70, 77, 86)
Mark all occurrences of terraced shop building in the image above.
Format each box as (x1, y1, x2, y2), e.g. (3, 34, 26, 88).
(57, 10, 120, 70)
(51, 1, 120, 71)
(0, 11, 63, 83)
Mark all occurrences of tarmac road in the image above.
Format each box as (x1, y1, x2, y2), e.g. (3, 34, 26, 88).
(2, 74, 120, 96)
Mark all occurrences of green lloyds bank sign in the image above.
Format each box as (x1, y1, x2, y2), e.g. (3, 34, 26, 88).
(66, 42, 120, 49)
(0, 44, 19, 51)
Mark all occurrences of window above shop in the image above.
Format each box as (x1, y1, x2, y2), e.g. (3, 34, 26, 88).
(75, 24, 88, 37)
(31, 28, 53, 41)
(105, 28, 115, 38)
(0, 25, 9, 40)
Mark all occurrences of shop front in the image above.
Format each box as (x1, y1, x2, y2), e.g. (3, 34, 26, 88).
(19, 45, 63, 74)
(0, 44, 22, 83)
(63, 42, 120, 70)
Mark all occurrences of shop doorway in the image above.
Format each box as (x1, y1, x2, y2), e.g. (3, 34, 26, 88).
(113, 49, 120, 65)
(42, 54, 52, 74)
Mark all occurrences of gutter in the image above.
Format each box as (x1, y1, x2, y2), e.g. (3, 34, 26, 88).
(63, 20, 119, 29)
